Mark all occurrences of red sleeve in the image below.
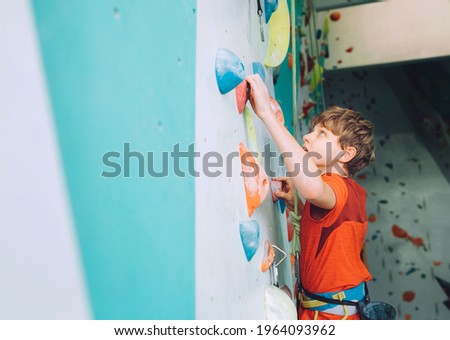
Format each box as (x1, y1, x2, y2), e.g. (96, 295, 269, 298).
(320, 174, 348, 227)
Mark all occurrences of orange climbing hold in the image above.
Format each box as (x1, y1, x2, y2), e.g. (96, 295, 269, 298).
(261, 239, 275, 272)
(290, 253, 295, 265)
(240, 143, 269, 217)
(368, 214, 376, 223)
(345, 47, 353, 53)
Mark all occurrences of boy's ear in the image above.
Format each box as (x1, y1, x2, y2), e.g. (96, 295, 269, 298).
(339, 146, 357, 163)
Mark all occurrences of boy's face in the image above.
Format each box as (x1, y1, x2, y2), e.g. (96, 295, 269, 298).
(302, 124, 347, 174)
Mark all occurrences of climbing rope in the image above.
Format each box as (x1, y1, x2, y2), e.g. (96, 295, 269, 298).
(290, 0, 302, 256)
(290, 209, 301, 254)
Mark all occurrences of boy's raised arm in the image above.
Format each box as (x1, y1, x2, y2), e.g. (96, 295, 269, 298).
(246, 75, 336, 210)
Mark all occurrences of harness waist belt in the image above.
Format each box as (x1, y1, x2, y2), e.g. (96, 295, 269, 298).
(301, 282, 366, 313)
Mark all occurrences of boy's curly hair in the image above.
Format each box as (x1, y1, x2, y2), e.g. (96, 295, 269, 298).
(311, 106, 375, 177)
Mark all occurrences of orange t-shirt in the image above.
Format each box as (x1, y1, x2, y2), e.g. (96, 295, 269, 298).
(299, 173, 372, 294)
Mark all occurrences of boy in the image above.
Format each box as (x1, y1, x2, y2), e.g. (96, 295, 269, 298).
(246, 74, 375, 320)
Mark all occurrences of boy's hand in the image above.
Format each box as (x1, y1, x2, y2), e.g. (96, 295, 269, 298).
(245, 74, 273, 120)
(273, 177, 296, 212)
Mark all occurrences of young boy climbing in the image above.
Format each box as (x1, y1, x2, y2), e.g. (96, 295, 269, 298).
(246, 74, 375, 320)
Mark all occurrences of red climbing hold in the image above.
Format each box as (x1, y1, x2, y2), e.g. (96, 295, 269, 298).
(270, 179, 282, 203)
(330, 12, 341, 22)
(402, 291, 415, 302)
(392, 224, 408, 239)
(357, 173, 367, 180)
(235, 80, 250, 114)
(302, 101, 316, 117)
(407, 236, 424, 247)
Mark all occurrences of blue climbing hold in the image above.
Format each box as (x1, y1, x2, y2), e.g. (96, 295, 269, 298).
(279, 197, 286, 213)
(316, 29, 322, 40)
(239, 220, 260, 261)
(215, 48, 246, 94)
(265, 0, 279, 23)
(252, 61, 266, 82)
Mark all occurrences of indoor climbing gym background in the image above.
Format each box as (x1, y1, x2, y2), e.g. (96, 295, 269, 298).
(1, 0, 450, 320)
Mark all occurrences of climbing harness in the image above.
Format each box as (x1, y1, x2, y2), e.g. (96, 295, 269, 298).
(299, 282, 397, 320)
(300, 282, 367, 320)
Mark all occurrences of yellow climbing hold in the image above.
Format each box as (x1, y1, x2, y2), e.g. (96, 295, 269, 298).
(264, 0, 290, 67)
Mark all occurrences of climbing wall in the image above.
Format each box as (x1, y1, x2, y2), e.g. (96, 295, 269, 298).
(323, 67, 450, 320)
(195, 0, 293, 319)
(32, 0, 198, 319)
(2, 0, 315, 320)
(381, 60, 450, 184)
(2, 0, 197, 319)
(7, 0, 448, 321)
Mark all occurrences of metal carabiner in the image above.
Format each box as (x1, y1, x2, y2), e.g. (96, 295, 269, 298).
(257, 0, 265, 42)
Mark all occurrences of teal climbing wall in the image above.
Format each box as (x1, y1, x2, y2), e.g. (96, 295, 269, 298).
(31, 0, 197, 319)
(274, 56, 294, 134)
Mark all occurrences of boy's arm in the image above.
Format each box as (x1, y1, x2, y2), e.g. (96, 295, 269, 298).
(246, 75, 336, 210)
